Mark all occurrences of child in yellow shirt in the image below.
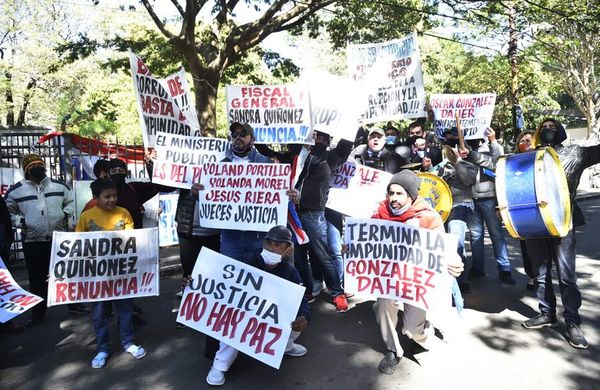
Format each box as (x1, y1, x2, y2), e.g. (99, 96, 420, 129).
(77, 178, 146, 368)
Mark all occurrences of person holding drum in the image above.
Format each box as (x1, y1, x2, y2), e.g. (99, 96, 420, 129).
(520, 118, 600, 349)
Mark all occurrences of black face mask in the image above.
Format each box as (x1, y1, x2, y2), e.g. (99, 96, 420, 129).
(445, 139, 459, 148)
(311, 143, 327, 156)
(110, 173, 126, 188)
(28, 166, 46, 181)
(540, 129, 557, 145)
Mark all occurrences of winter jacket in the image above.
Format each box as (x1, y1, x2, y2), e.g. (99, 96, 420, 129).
(296, 139, 353, 212)
(466, 142, 503, 200)
(439, 160, 478, 204)
(350, 144, 405, 174)
(249, 251, 310, 323)
(5, 177, 74, 242)
(372, 197, 444, 231)
(533, 125, 600, 227)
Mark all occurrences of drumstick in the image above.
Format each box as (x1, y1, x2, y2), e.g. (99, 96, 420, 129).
(455, 113, 465, 150)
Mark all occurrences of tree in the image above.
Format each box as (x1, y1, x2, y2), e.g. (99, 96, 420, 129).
(138, 0, 336, 131)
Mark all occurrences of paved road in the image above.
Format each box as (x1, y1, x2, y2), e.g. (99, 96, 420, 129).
(2, 199, 599, 389)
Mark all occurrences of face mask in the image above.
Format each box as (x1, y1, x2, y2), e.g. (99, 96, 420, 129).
(385, 135, 397, 145)
(110, 173, 126, 188)
(416, 150, 425, 158)
(312, 143, 327, 155)
(261, 248, 282, 265)
(28, 166, 46, 181)
(518, 142, 531, 153)
(389, 202, 411, 216)
(540, 129, 557, 145)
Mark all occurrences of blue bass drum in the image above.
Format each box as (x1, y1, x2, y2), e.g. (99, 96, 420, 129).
(496, 147, 571, 239)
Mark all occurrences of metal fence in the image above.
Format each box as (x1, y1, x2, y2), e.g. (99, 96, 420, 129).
(0, 127, 145, 265)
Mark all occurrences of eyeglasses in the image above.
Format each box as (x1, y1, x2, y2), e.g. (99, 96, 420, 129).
(231, 129, 249, 139)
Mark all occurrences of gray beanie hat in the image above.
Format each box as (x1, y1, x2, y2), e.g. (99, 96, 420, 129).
(387, 170, 420, 200)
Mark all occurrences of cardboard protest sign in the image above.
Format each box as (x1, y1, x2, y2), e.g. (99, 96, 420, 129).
(0, 266, 43, 323)
(129, 52, 201, 147)
(177, 247, 305, 369)
(326, 161, 392, 218)
(47, 228, 159, 306)
(300, 71, 363, 141)
(347, 32, 426, 123)
(152, 133, 229, 189)
(0, 167, 23, 196)
(226, 84, 312, 144)
(344, 218, 457, 311)
(164, 68, 200, 130)
(159, 194, 179, 247)
(430, 93, 496, 139)
(197, 162, 290, 232)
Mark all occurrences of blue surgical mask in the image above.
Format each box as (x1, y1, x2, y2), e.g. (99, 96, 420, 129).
(385, 135, 397, 145)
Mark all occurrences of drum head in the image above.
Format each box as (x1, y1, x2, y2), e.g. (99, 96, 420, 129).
(535, 148, 571, 237)
(416, 172, 453, 222)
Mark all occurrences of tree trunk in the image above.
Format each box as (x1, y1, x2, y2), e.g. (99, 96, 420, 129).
(5, 71, 15, 126)
(191, 68, 220, 133)
(16, 78, 37, 126)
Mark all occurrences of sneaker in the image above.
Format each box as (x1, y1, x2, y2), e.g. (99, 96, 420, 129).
(566, 324, 588, 349)
(175, 289, 184, 298)
(68, 304, 90, 314)
(206, 367, 225, 386)
(499, 271, 516, 285)
(378, 351, 400, 375)
(333, 294, 348, 313)
(344, 292, 355, 299)
(522, 313, 558, 329)
(305, 293, 316, 304)
(312, 281, 325, 296)
(285, 343, 308, 357)
(526, 279, 538, 291)
(467, 268, 486, 280)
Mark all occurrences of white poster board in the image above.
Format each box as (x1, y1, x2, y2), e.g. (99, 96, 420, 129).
(430, 93, 496, 139)
(176, 247, 305, 369)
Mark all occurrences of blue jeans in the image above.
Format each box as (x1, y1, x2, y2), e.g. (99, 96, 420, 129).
(469, 198, 511, 273)
(446, 202, 474, 283)
(221, 230, 266, 264)
(327, 221, 344, 285)
(299, 210, 344, 297)
(93, 299, 134, 353)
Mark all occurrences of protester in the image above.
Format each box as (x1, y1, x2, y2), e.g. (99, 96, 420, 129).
(521, 118, 600, 349)
(206, 226, 310, 386)
(462, 128, 515, 285)
(291, 130, 353, 312)
(403, 136, 443, 172)
(93, 159, 110, 179)
(76, 178, 146, 368)
(370, 170, 463, 374)
(351, 128, 404, 173)
(514, 130, 537, 290)
(5, 153, 88, 326)
(437, 128, 478, 293)
(384, 123, 400, 152)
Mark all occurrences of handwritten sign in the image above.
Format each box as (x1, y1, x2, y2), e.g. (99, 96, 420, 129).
(0, 167, 23, 196)
(198, 162, 290, 232)
(177, 247, 305, 369)
(152, 133, 229, 189)
(344, 218, 457, 311)
(347, 32, 426, 123)
(326, 161, 392, 218)
(0, 262, 43, 323)
(430, 93, 496, 139)
(47, 228, 160, 306)
(129, 52, 200, 147)
(226, 84, 312, 144)
(159, 194, 179, 247)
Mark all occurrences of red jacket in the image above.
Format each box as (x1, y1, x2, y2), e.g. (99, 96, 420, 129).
(372, 196, 444, 232)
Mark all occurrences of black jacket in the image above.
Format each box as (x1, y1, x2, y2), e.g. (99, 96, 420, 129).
(249, 252, 310, 323)
(175, 189, 196, 238)
(296, 140, 353, 212)
(351, 145, 405, 174)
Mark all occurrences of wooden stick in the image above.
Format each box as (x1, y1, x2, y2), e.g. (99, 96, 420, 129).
(455, 113, 465, 150)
